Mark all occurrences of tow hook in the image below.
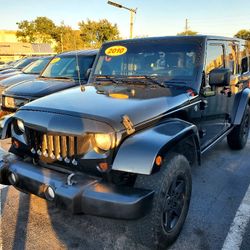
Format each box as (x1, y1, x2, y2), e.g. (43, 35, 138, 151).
(67, 173, 77, 186)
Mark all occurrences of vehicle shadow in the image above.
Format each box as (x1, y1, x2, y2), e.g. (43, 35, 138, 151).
(1, 188, 30, 250)
(46, 202, 148, 250)
(1, 186, 9, 214)
(1, 136, 249, 250)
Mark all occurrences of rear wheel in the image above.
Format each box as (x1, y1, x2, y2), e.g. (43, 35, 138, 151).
(129, 153, 192, 249)
(227, 105, 249, 150)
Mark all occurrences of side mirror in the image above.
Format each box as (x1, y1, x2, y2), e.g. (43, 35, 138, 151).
(209, 68, 231, 87)
(85, 68, 92, 80)
(241, 57, 249, 74)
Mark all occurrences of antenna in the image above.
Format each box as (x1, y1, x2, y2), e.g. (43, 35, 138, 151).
(73, 34, 84, 91)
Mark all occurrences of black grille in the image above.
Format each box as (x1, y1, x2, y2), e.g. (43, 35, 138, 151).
(27, 129, 90, 164)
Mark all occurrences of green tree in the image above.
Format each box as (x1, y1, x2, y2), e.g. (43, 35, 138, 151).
(177, 30, 198, 36)
(78, 19, 120, 48)
(16, 16, 57, 44)
(234, 29, 250, 40)
(54, 23, 85, 52)
(16, 20, 36, 43)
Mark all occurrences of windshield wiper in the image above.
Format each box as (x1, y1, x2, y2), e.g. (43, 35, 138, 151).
(95, 75, 166, 88)
(117, 75, 166, 88)
(95, 75, 119, 84)
(53, 76, 74, 80)
(142, 75, 166, 88)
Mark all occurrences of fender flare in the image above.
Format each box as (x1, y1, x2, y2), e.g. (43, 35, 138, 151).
(1, 114, 14, 139)
(112, 119, 200, 175)
(231, 88, 250, 125)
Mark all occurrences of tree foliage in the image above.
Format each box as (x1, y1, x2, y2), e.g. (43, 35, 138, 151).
(16, 17, 120, 51)
(234, 29, 250, 40)
(177, 30, 198, 36)
(16, 17, 57, 44)
(79, 19, 120, 48)
(54, 23, 85, 52)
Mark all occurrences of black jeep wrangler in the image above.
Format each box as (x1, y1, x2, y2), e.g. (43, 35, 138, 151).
(0, 36, 249, 249)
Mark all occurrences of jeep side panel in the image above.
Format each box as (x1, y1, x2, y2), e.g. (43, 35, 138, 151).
(112, 119, 200, 175)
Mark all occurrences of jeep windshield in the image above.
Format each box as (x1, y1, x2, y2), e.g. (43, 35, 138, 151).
(93, 38, 202, 87)
(22, 57, 51, 74)
(41, 55, 94, 81)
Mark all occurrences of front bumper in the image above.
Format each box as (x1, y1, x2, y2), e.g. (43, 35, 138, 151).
(0, 158, 154, 219)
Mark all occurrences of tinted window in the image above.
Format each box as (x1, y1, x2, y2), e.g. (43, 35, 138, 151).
(205, 44, 224, 74)
(226, 43, 238, 74)
(42, 55, 95, 81)
(94, 40, 202, 82)
(22, 58, 51, 74)
(14, 58, 38, 69)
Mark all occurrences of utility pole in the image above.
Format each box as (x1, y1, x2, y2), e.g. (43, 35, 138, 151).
(185, 18, 189, 35)
(107, 1, 137, 39)
(130, 10, 135, 39)
(60, 33, 64, 52)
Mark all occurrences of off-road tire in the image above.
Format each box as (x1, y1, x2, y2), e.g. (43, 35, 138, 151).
(128, 153, 192, 250)
(227, 105, 249, 150)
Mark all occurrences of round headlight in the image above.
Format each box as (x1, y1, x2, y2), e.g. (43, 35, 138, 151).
(17, 119, 25, 133)
(94, 133, 114, 151)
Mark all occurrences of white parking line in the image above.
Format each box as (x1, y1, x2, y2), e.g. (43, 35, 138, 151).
(0, 184, 6, 250)
(222, 184, 250, 250)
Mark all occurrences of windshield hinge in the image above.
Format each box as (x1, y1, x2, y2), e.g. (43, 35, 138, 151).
(122, 115, 135, 135)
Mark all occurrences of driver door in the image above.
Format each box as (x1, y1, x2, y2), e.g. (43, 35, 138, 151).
(200, 42, 230, 149)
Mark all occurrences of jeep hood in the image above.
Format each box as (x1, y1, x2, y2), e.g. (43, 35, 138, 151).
(18, 85, 192, 132)
(0, 71, 21, 81)
(5, 78, 78, 98)
(0, 73, 37, 88)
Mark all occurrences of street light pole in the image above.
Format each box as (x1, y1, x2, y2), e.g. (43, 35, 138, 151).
(107, 1, 137, 39)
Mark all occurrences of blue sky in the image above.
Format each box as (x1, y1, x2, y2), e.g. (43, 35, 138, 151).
(0, 0, 250, 38)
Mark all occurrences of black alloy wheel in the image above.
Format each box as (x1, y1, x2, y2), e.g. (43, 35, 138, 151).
(162, 175, 186, 233)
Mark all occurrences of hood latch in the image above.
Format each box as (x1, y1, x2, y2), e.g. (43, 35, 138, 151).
(122, 115, 135, 135)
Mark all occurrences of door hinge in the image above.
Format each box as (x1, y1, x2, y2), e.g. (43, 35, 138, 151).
(199, 129, 206, 138)
(122, 115, 135, 135)
(200, 100, 208, 111)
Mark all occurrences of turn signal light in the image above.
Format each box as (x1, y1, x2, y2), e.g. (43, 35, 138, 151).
(97, 162, 109, 172)
(155, 155, 163, 166)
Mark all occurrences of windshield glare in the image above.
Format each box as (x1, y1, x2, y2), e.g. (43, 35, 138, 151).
(14, 58, 38, 69)
(94, 40, 201, 83)
(41, 55, 95, 81)
(22, 58, 51, 74)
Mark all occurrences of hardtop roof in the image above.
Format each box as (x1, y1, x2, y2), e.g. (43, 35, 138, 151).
(103, 35, 244, 45)
(58, 49, 99, 57)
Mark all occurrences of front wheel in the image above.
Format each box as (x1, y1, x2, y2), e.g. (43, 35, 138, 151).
(227, 105, 249, 150)
(129, 153, 192, 249)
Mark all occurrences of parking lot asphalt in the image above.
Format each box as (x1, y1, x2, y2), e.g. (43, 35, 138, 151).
(0, 136, 250, 250)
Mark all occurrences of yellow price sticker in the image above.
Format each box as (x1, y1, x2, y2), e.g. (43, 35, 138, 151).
(109, 93, 129, 99)
(50, 57, 61, 64)
(105, 46, 127, 57)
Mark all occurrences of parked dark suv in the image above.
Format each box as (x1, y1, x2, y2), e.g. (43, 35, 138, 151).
(0, 56, 53, 92)
(0, 36, 249, 249)
(1, 50, 97, 114)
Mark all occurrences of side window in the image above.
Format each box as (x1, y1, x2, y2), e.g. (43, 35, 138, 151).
(205, 44, 224, 74)
(238, 43, 249, 74)
(226, 43, 238, 74)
